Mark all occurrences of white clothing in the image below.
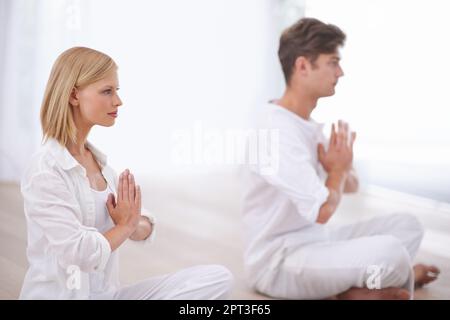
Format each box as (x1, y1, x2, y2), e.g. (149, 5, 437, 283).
(20, 138, 153, 299)
(92, 265, 233, 300)
(242, 102, 330, 283)
(255, 213, 422, 299)
(86, 185, 233, 300)
(242, 102, 423, 299)
(91, 185, 115, 234)
(89, 184, 116, 296)
(20, 138, 232, 300)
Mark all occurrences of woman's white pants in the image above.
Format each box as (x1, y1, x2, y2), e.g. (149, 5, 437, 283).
(92, 264, 233, 300)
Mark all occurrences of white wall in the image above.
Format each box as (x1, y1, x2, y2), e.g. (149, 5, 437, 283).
(305, 0, 450, 202)
(0, 0, 302, 180)
(85, 0, 283, 175)
(5, 0, 446, 203)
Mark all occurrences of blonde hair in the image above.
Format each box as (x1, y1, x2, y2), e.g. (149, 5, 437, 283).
(40, 47, 117, 146)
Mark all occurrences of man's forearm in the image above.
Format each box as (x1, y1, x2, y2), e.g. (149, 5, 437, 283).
(317, 170, 348, 224)
(343, 168, 359, 193)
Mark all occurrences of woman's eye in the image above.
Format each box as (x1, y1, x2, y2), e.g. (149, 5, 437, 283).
(103, 89, 112, 95)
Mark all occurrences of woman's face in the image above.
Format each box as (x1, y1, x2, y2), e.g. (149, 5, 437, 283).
(71, 71, 122, 127)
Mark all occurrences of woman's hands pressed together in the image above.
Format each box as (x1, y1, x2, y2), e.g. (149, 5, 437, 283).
(103, 169, 151, 251)
(106, 169, 141, 233)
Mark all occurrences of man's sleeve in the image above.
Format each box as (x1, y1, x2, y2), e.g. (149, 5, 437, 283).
(252, 126, 329, 223)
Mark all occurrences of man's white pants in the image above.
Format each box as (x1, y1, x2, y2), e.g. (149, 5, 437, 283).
(255, 213, 424, 299)
(92, 264, 233, 300)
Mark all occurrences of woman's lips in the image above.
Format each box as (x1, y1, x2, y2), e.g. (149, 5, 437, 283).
(108, 112, 118, 118)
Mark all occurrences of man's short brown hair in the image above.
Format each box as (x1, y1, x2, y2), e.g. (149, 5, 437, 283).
(278, 17, 346, 83)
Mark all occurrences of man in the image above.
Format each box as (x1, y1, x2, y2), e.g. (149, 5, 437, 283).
(242, 17, 439, 299)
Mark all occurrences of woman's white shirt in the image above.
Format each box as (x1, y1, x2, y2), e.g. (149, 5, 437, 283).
(19, 138, 155, 299)
(89, 184, 116, 297)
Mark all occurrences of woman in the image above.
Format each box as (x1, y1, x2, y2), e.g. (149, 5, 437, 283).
(20, 47, 233, 299)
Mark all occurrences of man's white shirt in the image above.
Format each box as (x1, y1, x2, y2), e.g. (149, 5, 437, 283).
(242, 102, 330, 286)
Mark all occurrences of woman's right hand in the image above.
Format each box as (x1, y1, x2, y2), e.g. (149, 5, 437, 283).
(106, 169, 141, 233)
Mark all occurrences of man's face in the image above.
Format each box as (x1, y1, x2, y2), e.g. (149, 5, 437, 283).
(306, 51, 344, 98)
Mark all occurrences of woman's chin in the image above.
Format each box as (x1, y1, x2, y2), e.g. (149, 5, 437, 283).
(98, 119, 116, 127)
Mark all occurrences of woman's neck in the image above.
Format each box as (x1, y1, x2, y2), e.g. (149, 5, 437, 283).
(66, 126, 91, 157)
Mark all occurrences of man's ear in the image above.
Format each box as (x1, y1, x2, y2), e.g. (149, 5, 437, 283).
(294, 56, 309, 77)
(69, 87, 79, 107)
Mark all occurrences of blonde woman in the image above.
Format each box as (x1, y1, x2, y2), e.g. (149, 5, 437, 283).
(20, 47, 233, 299)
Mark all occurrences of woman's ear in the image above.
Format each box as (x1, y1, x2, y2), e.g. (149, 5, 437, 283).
(69, 87, 79, 107)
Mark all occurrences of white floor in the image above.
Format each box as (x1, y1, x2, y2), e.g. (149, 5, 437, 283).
(0, 169, 449, 299)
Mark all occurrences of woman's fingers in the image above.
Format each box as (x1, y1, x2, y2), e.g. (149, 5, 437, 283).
(122, 169, 129, 202)
(106, 193, 115, 214)
(111, 193, 116, 207)
(135, 185, 141, 213)
(118, 172, 124, 202)
(129, 172, 135, 201)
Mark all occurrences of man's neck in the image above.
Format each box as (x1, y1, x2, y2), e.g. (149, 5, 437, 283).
(277, 87, 318, 120)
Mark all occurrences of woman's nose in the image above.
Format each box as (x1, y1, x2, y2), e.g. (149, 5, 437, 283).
(115, 94, 123, 107)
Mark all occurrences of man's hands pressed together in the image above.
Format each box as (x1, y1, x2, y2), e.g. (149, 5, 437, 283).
(318, 120, 355, 174)
(316, 120, 357, 224)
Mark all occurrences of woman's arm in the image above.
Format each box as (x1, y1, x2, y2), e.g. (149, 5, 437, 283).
(22, 170, 111, 273)
(129, 216, 152, 241)
(103, 223, 135, 251)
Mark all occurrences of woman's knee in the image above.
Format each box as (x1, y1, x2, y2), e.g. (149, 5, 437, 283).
(209, 265, 234, 285)
(191, 264, 234, 298)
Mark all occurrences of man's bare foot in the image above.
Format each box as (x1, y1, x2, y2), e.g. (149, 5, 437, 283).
(336, 287, 410, 300)
(414, 264, 440, 288)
